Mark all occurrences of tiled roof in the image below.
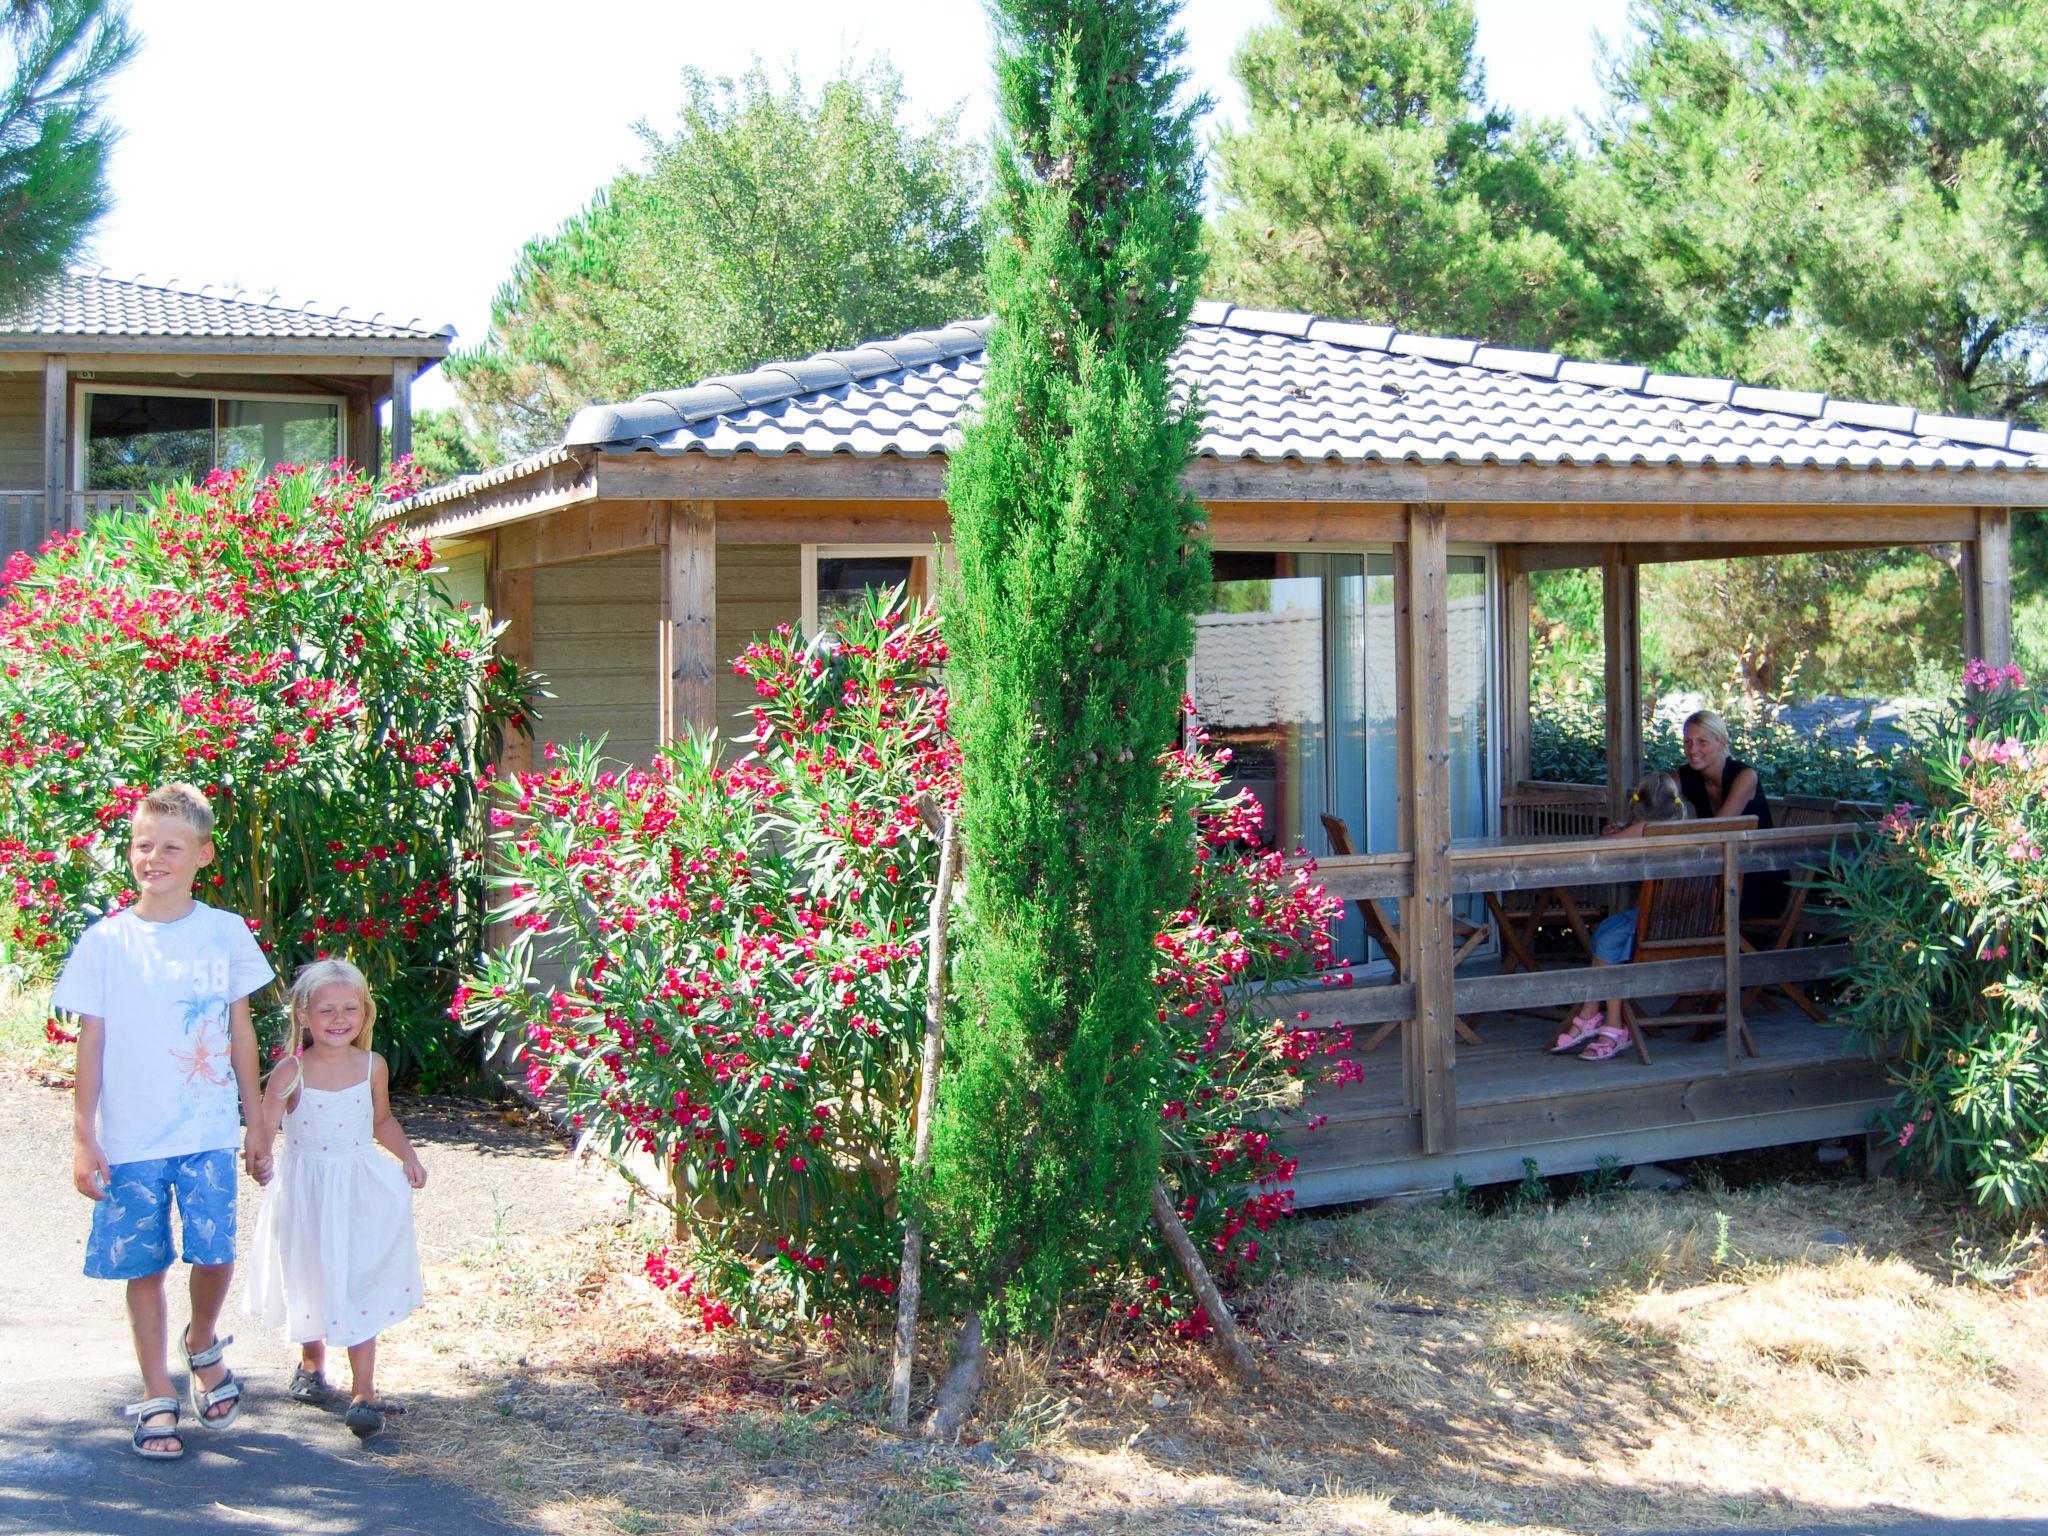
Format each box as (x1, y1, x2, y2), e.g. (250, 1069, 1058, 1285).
(0, 269, 453, 347)
(562, 302, 2048, 473)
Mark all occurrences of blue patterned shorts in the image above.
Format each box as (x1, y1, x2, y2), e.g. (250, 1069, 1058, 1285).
(84, 1149, 238, 1280)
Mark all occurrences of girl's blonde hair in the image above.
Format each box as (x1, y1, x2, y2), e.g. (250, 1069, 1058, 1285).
(1683, 708, 1731, 749)
(290, 957, 377, 1052)
(1627, 771, 1691, 825)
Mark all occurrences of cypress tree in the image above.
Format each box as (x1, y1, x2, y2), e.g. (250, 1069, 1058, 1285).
(926, 0, 1209, 1325)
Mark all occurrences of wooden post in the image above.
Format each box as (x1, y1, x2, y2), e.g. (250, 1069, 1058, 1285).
(42, 355, 68, 535)
(1957, 539, 1984, 662)
(1403, 503, 1456, 1154)
(1148, 1181, 1260, 1380)
(1974, 508, 2013, 668)
(660, 501, 718, 741)
(1391, 543, 1420, 1111)
(1601, 545, 1642, 825)
(1501, 547, 1533, 793)
(1723, 839, 1743, 1069)
(488, 529, 535, 779)
(346, 387, 380, 477)
(389, 359, 414, 465)
(890, 814, 959, 1432)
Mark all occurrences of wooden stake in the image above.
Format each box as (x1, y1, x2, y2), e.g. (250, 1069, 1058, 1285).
(1148, 1181, 1260, 1382)
(889, 812, 959, 1431)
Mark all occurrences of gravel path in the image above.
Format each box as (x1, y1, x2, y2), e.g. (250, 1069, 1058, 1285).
(0, 1072, 627, 1535)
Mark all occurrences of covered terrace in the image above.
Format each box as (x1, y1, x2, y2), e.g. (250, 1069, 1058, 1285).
(402, 302, 2048, 1203)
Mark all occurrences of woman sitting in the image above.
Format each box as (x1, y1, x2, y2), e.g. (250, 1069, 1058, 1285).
(1550, 772, 1690, 1061)
(1677, 708, 1786, 921)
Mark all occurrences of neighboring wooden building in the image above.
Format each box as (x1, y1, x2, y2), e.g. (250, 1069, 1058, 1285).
(402, 302, 2046, 1203)
(0, 269, 451, 557)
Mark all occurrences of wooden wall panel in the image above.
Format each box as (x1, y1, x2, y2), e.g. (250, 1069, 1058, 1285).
(530, 551, 661, 768)
(713, 543, 803, 745)
(0, 373, 40, 486)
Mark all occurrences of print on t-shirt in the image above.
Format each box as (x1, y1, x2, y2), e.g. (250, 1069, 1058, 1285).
(51, 905, 275, 1165)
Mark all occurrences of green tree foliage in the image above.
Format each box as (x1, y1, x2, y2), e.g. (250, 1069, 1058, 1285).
(1585, 0, 2048, 697)
(926, 0, 1210, 1327)
(1589, 0, 2048, 421)
(606, 62, 985, 400)
(446, 62, 985, 465)
(0, 0, 136, 313)
(442, 194, 634, 462)
(1207, 0, 1606, 345)
(383, 406, 486, 490)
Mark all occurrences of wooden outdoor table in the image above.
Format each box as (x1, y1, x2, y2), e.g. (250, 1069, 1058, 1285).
(1452, 832, 1604, 973)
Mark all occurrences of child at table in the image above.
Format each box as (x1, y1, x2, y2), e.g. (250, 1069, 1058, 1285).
(1548, 772, 1691, 1062)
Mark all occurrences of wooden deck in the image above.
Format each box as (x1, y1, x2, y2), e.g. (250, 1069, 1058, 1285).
(1288, 994, 1892, 1207)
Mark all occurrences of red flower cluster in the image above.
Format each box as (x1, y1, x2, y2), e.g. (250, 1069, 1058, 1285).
(464, 596, 1356, 1334)
(0, 464, 529, 1084)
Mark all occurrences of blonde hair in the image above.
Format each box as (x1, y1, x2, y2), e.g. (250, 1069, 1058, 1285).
(1627, 771, 1692, 825)
(1683, 709, 1731, 749)
(290, 957, 376, 1053)
(136, 781, 215, 839)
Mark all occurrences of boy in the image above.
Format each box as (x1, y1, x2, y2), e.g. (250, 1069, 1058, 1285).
(57, 783, 274, 1459)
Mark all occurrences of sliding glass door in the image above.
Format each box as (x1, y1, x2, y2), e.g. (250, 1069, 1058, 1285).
(1189, 548, 1496, 971)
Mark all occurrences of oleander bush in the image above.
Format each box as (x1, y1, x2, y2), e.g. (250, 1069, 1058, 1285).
(1833, 660, 2048, 1213)
(463, 593, 1357, 1333)
(0, 464, 530, 1084)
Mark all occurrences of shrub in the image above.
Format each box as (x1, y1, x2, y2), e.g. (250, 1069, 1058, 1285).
(0, 464, 529, 1084)
(1832, 661, 2048, 1213)
(463, 594, 1356, 1333)
(1529, 685, 1914, 806)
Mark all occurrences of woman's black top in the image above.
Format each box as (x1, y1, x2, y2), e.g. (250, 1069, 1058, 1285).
(1678, 757, 1786, 919)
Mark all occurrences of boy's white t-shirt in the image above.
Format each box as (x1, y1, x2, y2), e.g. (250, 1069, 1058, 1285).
(52, 903, 275, 1166)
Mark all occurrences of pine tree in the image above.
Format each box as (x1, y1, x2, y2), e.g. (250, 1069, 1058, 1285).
(0, 0, 137, 314)
(1207, 0, 1605, 347)
(925, 0, 1209, 1326)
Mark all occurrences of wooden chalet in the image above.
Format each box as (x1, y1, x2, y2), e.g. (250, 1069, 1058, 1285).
(0, 269, 450, 558)
(403, 302, 2047, 1204)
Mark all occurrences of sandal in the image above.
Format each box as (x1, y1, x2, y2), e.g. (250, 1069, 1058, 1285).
(1549, 1011, 1604, 1054)
(124, 1396, 183, 1460)
(287, 1364, 331, 1404)
(343, 1398, 399, 1441)
(1578, 1022, 1633, 1063)
(182, 1329, 243, 1429)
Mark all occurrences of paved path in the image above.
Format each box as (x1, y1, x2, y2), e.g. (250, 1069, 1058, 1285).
(0, 1073, 623, 1535)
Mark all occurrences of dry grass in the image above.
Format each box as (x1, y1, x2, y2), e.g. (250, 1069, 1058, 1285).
(376, 1174, 2048, 1535)
(0, 984, 67, 1086)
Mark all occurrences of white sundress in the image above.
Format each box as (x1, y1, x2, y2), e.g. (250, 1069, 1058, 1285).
(245, 1067, 423, 1348)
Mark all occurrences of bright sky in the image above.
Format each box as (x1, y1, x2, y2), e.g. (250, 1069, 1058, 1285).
(82, 0, 1631, 411)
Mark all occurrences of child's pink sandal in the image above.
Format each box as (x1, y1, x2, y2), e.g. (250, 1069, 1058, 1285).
(1549, 1011, 1603, 1054)
(1578, 1022, 1633, 1062)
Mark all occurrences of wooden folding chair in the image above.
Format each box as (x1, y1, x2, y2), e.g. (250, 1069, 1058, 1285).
(1491, 786, 1607, 976)
(1739, 795, 1837, 1021)
(1320, 813, 1491, 1050)
(1613, 817, 1760, 1064)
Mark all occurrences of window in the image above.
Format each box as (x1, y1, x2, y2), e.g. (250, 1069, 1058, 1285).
(802, 546, 936, 636)
(80, 389, 343, 493)
(1189, 548, 1496, 970)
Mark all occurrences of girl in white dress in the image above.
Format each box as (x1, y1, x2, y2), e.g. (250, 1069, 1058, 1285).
(246, 958, 425, 1440)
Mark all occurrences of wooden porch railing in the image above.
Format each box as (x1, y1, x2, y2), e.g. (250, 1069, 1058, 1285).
(0, 490, 148, 556)
(1265, 819, 1869, 1148)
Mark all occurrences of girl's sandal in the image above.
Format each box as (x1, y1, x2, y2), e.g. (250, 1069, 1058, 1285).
(1548, 1011, 1604, 1054)
(182, 1330, 244, 1430)
(124, 1396, 183, 1460)
(343, 1399, 394, 1441)
(1578, 1022, 1633, 1063)
(287, 1364, 331, 1404)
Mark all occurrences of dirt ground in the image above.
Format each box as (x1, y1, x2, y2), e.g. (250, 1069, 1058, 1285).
(367, 1163, 2048, 1536)
(9, 1022, 2046, 1536)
